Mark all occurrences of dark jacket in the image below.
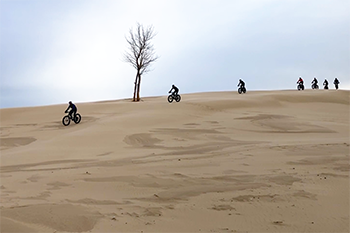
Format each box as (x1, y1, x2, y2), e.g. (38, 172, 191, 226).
(66, 103, 77, 112)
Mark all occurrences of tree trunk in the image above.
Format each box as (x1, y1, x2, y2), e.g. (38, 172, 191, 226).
(137, 75, 141, 101)
(133, 73, 139, 101)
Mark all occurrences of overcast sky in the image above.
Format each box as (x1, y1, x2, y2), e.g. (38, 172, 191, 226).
(1, 0, 349, 108)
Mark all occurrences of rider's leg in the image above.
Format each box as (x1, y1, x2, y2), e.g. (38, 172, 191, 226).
(69, 110, 73, 118)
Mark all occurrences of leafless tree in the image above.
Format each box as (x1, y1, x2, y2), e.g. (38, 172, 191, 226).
(124, 23, 158, 101)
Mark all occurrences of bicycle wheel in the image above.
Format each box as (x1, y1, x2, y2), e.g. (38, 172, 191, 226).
(62, 116, 70, 126)
(74, 113, 81, 124)
(168, 95, 174, 103)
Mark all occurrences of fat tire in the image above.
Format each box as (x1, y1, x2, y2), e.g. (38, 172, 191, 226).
(175, 95, 181, 102)
(74, 113, 81, 124)
(62, 116, 70, 126)
(168, 95, 174, 103)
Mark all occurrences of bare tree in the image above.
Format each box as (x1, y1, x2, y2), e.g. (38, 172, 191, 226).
(124, 23, 158, 101)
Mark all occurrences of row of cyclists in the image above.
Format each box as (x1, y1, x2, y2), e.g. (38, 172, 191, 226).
(236, 78, 340, 92)
(297, 77, 340, 90)
(236, 77, 340, 92)
(166, 78, 341, 98)
(64, 78, 340, 123)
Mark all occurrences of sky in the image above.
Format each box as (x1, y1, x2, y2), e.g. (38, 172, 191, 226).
(0, 0, 349, 108)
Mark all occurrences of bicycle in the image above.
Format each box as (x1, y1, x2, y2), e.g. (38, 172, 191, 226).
(168, 92, 181, 103)
(62, 111, 82, 126)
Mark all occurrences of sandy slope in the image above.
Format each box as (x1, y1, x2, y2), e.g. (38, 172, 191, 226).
(0, 90, 349, 233)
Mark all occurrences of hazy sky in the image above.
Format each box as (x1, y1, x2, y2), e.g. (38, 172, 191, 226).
(1, 0, 349, 108)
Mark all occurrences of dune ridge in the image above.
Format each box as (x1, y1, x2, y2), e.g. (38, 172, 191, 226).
(0, 90, 349, 232)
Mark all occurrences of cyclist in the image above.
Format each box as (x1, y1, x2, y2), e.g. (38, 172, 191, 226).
(323, 79, 329, 89)
(297, 77, 304, 85)
(311, 77, 318, 88)
(237, 79, 245, 89)
(334, 78, 340, 89)
(65, 101, 77, 120)
(169, 84, 179, 96)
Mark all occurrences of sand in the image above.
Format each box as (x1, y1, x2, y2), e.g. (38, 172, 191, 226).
(0, 90, 349, 233)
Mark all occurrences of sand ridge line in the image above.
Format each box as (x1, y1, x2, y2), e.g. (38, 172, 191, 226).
(65, 198, 129, 205)
(0, 137, 37, 150)
(136, 182, 270, 203)
(287, 155, 348, 166)
(1, 204, 103, 232)
(0, 159, 96, 173)
(20, 191, 52, 200)
(270, 142, 349, 156)
(1, 217, 46, 233)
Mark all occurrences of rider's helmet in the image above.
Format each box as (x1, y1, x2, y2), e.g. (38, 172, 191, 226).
(69, 101, 72, 104)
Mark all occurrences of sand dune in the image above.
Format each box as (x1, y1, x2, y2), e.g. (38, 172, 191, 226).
(0, 90, 349, 232)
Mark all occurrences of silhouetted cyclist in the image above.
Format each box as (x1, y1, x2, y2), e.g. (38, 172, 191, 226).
(65, 101, 77, 119)
(311, 77, 318, 88)
(297, 77, 304, 85)
(169, 84, 179, 95)
(334, 78, 340, 89)
(237, 79, 245, 88)
(323, 79, 329, 89)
